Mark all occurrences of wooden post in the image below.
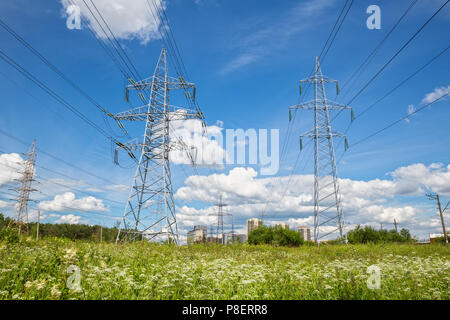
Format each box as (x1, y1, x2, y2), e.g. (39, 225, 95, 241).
(436, 194, 448, 244)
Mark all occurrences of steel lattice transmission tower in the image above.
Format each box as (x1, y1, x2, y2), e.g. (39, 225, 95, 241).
(289, 57, 353, 242)
(12, 140, 37, 235)
(208, 195, 231, 244)
(114, 48, 206, 243)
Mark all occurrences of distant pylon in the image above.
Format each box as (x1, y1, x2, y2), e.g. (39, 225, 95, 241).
(288, 57, 353, 242)
(114, 48, 206, 243)
(208, 195, 231, 244)
(12, 140, 37, 235)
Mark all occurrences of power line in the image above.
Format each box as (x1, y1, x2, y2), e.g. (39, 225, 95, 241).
(85, 0, 143, 80)
(0, 157, 124, 210)
(0, 17, 128, 139)
(332, 44, 449, 159)
(0, 49, 118, 144)
(319, 0, 354, 66)
(350, 92, 449, 148)
(339, 0, 419, 101)
(355, 45, 450, 119)
(346, 0, 449, 106)
(0, 129, 118, 185)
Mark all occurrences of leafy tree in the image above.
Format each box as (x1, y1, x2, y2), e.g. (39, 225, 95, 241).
(0, 213, 119, 242)
(346, 225, 415, 244)
(248, 225, 304, 246)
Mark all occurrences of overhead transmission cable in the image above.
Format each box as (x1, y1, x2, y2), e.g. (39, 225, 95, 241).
(0, 129, 117, 185)
(0, 17, 128, 139)
(339, 0, 419, 102)
(332, 44, 449, 165)
(345, 0, 449, 106)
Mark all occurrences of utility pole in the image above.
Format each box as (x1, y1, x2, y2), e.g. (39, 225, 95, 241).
(427, 193, 448, 244)
(114, 48, 206, 244)
(288, 57, 353, 242)
(11, 140, 37, 236)
(36, 210, 40, 240)
(100, 225, 102, 243)
(394, 219, 398, 233)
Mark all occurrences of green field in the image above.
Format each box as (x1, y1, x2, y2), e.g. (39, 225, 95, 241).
(0, 238, 449, 300)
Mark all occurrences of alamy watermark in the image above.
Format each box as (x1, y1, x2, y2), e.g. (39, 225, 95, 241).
(366, 265, 381, 290)
(66, 4, 81, 30)
(171, 127, 280, 176)
(66, 264, 82, 292)
(366, 5, 381, 30)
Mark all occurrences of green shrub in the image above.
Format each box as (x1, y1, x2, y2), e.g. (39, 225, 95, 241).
(346, 225, 414, 244)
(0, 226, 19, 243)
(248, 225, 304, 246)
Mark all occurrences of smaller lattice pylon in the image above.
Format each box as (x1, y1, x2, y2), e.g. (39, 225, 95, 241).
(10, 140, 37, 235)
(207, 194, 231, 244)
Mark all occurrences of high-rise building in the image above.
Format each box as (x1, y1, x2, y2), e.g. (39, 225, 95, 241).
(297, 226, 311, 241)
(187, 226, 207, 244)
(247, 218, 263, 236)
(275, 222, 290, 230)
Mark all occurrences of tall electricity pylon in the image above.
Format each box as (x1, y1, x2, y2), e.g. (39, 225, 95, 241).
(12, 140, 37, 235)
(114, 48, 206, 243)
(208, 195, 230, 244)
(289, 57, 353, 242)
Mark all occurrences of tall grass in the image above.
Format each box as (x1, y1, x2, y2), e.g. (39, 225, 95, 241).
(0, 238, 448, 300)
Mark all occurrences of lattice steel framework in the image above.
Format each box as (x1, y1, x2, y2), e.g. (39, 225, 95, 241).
(12, 140, 37, 235)
(289, 57, 352, 242)
(208, 195, 231, 244)
(115, 48, 205, 243)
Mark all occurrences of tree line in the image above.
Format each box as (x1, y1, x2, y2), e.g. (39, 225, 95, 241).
(248, 224, 415, 246)
(0, 213, 118, 242)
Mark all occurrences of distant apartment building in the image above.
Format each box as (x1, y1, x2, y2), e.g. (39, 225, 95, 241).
(187, 225, 207, 244)
(275, 222, 289, 230)
(297, 226, 311, 241)
(247, 218, 263, 236)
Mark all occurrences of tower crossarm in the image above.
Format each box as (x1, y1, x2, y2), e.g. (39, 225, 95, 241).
(126, 76, 195, 91)
(112, 105, 204, 122)
(289, 100, 350, 111)
(115, 138, 142, 152)
(300, 76, 337, 84)
(300, 131, 347, 139)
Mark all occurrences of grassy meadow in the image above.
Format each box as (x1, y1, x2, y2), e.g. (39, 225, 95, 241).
(0, 238, 449, 300)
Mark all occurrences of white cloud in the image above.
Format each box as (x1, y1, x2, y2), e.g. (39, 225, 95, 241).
(61, 0, 164, 44)
(0, 200, 12, 209)
(220, 53, 259, 75)
(174, 162, 450, 239)
(104, 184, 129, 192)
(0, 153, 24, 186)
(55, 214, 83, 224)
(38, 192, 108, 212)
(176, 167, 269, 203)
(220, 0, 336, 74)
(421, 85, 450, 104)
(390, 163, 450, 195)
(169, 116, 226, 167)
(405, 104, 415, 123)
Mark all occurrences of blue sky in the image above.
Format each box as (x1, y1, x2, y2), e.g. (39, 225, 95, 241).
(0, 0, 449, 241)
